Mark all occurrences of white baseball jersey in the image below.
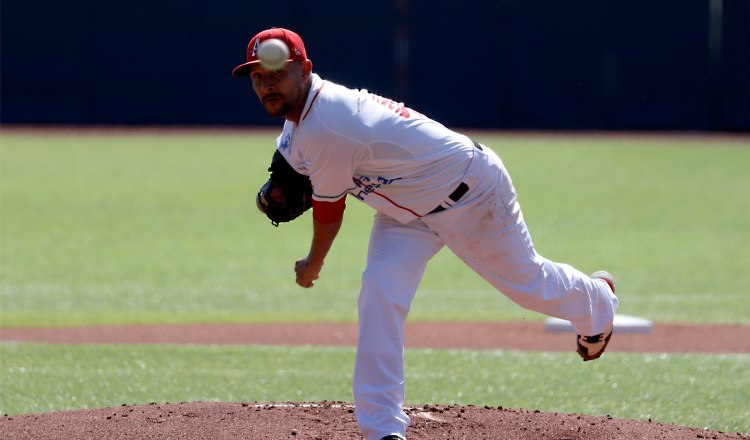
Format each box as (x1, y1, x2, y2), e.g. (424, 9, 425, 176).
(275, 73, 475, 223)
(270, 73, 619, 440)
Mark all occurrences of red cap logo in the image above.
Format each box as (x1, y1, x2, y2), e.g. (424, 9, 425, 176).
(232, 28, 307, 77)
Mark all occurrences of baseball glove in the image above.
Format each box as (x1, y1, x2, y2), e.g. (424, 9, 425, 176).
(256, 150, 313, 226)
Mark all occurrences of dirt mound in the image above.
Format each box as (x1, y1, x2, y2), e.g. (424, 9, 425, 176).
(2, 402, 747, 440)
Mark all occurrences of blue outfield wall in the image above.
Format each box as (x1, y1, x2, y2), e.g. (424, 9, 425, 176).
(1, 0, 747, 131)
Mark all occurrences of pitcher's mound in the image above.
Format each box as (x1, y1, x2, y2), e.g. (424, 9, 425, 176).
(2, 401, 747, 440)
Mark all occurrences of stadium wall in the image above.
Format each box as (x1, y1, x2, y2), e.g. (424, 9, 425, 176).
(1, 0, 747, 131)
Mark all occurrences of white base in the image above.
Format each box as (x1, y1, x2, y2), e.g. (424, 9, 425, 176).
(544, 314, 653, 334)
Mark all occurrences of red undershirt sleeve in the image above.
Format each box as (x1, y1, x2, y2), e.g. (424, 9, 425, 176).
(312, 197, 346, 224)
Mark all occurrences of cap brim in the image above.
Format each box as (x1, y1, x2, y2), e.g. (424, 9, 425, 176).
(233, 59, 302, 77)
(232, 61, 260, 77)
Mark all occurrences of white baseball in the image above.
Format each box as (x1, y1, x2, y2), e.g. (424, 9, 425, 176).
(257, 38, 290, 71)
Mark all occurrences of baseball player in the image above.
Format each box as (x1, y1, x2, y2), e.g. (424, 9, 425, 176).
(234, 28, 619, 440)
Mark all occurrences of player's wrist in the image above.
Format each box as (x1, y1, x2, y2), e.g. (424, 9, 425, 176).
(305, 255, 325, 271)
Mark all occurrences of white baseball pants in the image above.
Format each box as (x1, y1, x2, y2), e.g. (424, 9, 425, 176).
(353, 146, 619, 440)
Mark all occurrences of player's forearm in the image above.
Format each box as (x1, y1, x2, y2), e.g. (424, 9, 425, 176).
(307, 197, 346, 268)
(306, 217, 343, 268)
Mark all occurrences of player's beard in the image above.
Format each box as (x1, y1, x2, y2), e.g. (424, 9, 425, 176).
(266, 102, 292, 118)
(262, 95, 292, 118)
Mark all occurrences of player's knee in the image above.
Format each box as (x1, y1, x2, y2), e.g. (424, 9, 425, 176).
(359, 263, 417, 315)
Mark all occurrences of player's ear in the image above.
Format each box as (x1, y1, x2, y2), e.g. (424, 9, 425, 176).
(301, 60, 313, 78)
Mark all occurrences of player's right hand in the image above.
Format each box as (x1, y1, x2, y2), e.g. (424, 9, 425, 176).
(294, 257, 321, 288)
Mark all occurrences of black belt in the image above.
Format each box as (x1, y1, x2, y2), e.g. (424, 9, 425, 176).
(429, 182, 469, 214)
(427, 140, 482, 215)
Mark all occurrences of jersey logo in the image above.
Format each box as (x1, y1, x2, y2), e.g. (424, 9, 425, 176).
(279, 133, 291, 150)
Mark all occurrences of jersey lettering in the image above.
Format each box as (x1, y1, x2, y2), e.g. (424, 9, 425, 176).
(351, 175, 400, 201)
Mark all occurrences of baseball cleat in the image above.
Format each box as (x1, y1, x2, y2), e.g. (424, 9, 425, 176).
(380, 436, 405, 440)
(577, 330, 613, 361)
(576, 271, 616, 361)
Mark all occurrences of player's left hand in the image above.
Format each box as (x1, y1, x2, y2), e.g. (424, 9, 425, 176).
(295, 257, 322, 288)
(257, 150, 313, 227)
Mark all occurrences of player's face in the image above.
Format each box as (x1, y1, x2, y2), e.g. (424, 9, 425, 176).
(250, 62, 307, 121)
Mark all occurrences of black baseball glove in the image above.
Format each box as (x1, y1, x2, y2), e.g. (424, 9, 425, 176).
(256, 150, 313, 226)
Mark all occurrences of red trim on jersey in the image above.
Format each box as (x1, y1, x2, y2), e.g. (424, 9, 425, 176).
(370, 190, 423, 218)
(301, 83, 325, 122)
(312, 196, 346, 224)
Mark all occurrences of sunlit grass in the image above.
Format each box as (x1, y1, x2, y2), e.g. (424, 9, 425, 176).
(1, 131, 748, 326)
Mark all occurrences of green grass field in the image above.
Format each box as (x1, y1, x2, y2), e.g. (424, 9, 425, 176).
(2, 344, 748, 432)
(1, 129, 748, 432)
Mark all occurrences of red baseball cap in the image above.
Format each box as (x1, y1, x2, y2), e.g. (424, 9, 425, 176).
(232, 27, 307, 77)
